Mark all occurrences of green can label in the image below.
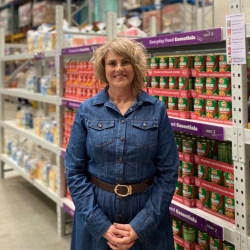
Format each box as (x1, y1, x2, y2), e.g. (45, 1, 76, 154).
(210, 236, 223, 250)
(169, 57, 180, 69)
(223, 242, 235, 250)
(206, 78, 219, 95)
(182, 161, 196, 177)
(159, 57, 168, 69)
(211, 140, 218, 161)
(144, 77, 149, 88)
(206, 55, 219, 72)
(183, 184, 197, 199)
(150, 58, 159, 69)
(179, 77, 193, 90)
(198, 187, 211, 208)
(194, 56, 206, 72)
(218, 142, 229, 163)
(150, 76, 159, 88)
(172, 218, 182, 236)
(178, 98, 192, 111)
(169, 77, 179, 89)
(175, 137, 182, 152)
(160, 77, 169, 89)
(174, 243, 183, 250)
(211, 192, 224, 214)
(197, 230, 210, 250)
(194, 77, 206, 94)
(182, 224, 196, 243)
(168, 97, 178, 110)
(219, 78, 231, 96)
(198, 165, 211, 181)
(224, 197, 235, 219)
(219, 101, 232, 121)
(182, 139, 196, 154)
(159, 96, 168, 107)
(206, 100, 219, 119)
(179, 56, 194, 69)
(211, 168, 224, 185)
(219, 55, 231, 72)
(228, 143, 232, 165)
(194, 99, 206, 117)
(197, 140, 212, 158)
(178, 165, 182, 177)
(224, 172, 234, 189)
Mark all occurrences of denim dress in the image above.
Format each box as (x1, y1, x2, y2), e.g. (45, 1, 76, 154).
(65, 88, 179, 250)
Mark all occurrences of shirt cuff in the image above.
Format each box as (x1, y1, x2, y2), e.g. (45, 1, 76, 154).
(85, 208, 112, 241)
(129, 209, 157, 243)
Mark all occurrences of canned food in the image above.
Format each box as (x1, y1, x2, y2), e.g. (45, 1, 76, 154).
(218, 78, 231, 96)
(194, 56, 206, 72)
(199, 187, 211, 208)
(168, 97, 178, 110)
(206, 100, 219, 119)
(211, 168, 224, 186)
(211, 192, 224, 214)
(228, 142, 232, 165)
(159, 96, 168, 107)
(150, 76, 160, 88)
(194, 77, 206, 94)
(175, 136, 183, 152)
(197, 230, 210, 250)
(169, 57, 180, 69)
(150, 58, 159, 69)
(194, 99, 206, 117)
(179, 77, 193, 90)
(198, 165, 211, 181)
(224, 197, 235, 219)
(159, 57, 168, 69)
(144, 76, 149, 88)
(179, 56, 194, 69)
(182, 138, 196, 154)
(210, 236, 223, 250)
(182, 223, 196, 242)
(160, 77, 169, 89)
(183, 184, 197, 200)
(206, 55, 219, 72)
(197, 139, 212, 158)
(182, 161, 196, 177)
(174, 243, 183, 250)
(224, 172, 234, 189)
(210, 139, 218, 161)
(178, 165, 182, 178)
(219, 101, 232, 121)
(218, 142, 229, 163)
(222, 241, 235, 250)
(169, 77, 179, 89)
(172, 217, 182, 236)
(219, 55, 231, 72)
(206, 78, 219, 95)
(178, 98, 193, 111)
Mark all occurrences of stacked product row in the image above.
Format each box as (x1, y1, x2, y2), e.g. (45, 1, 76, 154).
(62, 108, 76, 149)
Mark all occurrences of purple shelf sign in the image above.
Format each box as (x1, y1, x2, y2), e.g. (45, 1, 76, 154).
(61, 44, 104, 56)
(135, 28, 222, 48)
(169, 118, 224, 141)
(63, 203, 75, 217)
(34, 52, 45, 60)
(206, 221, 224, 241)
(61, 99, 81, 109)
(61, 150, 66, 158)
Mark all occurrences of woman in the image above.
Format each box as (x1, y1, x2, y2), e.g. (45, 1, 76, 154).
(65, 38, 179, 250)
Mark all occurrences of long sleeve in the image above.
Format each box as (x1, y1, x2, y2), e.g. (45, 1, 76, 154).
(129, 103, 179, 243)
(64, 103, 112, 241)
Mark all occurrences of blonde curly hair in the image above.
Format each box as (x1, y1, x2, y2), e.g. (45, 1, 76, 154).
(92, 38, 147, 96)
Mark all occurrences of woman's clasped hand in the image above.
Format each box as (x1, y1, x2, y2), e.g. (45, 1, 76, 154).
(103, 223, 139, 250)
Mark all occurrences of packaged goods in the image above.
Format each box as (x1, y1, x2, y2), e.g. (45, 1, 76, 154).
(219, 55, 231, 72)
(222, 241, 235, 250)
(206, 55, 219, 72)
(169, 77, 179, 89)
(179, 77, 193, 90)
(194, 77, 206, 94)
(174, 243, 183, 250)
(197, 230, 210, 250)
(218, 101, 232, 121)
(198, 187, 211, 208)
(224, 197, 235, 219)
(183, 184, 197, 200)
(178, 98, 193, 111)
(49, 167, 57, 192)
(159, 77, 168, 89)
(182, 161, 196, 177)
(194, 56, 206, 72)
(159, 96, 168, 107)
(224, 172, 234, 189)
(175, 136, 182, 152)
(178, 164, 182, 177)
(209, 236, 223, 250)
(198, 165, 211, 181)
(143, 10, 162, 35)
(179, 56, 194, 69)
(206, 78, 219, 95)
(218, 78, 231, 96)
(159, 57, 168, 69)
(182, 223, 196, 242)
(168, 97, 178, 110)
(210, 139, 218, 161)
(196, 139, 212, 158)
(150, 76, 159, 88)
(169, 57, 179, 69)
(217, 142, 230, 163)
(172, 217, 182, 236)
(182, 137, 196, 154)
(206, 100, 219, 119)
(175, 182, 183, 195)
(211, 192, 224, 214)
(149, 58, 159, 69)
(18, 2, 32, 28)
(194, 98, 206, 116)
(211, 168, 224, 186)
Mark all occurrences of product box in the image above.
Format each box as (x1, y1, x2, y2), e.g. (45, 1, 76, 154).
(18, 2, 32, 28)
(143, 10, 162, 35)
(162, 3, 194, 34)
(124, 0, 154, 10)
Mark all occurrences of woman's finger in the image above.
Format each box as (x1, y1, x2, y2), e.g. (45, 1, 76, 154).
(107, 241, 118, 250)
(114, 223, 130, 231)
(112, 228, 130, 237)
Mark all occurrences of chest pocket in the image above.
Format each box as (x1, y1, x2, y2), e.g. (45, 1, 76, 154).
(87, 120, 114, 148)
(131, 120, 158, 148)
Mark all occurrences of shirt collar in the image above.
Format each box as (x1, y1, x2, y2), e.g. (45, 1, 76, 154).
(93, 87, 155, 106)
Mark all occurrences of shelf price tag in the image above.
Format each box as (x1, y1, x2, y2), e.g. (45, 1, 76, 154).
(206, 221, 223, 241)
(34, 52, 45, 60)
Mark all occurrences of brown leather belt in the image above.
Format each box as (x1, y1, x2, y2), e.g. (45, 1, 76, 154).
(90, 175, 154, 197)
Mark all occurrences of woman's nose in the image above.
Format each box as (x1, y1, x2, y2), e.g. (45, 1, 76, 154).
(115, 63, 123, 71)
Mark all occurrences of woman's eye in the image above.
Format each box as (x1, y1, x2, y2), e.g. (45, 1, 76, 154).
(109, 62, 116, 66)
(123, 61, 130, 65)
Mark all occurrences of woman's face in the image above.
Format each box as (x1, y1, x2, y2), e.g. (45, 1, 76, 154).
(105, 50, 135, 90)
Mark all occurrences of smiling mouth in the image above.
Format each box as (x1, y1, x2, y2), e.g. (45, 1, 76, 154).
(113, 75, 127, 79)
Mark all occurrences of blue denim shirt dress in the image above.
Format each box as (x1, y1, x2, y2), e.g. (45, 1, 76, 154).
(65, 88, 179, 250)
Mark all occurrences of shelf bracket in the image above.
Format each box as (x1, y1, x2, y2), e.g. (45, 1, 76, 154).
(238, 128, 246, 163)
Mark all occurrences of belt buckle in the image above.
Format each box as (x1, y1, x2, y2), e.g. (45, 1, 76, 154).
(114, 184, 132, 197)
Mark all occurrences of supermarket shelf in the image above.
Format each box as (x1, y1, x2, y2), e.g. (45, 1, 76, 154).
(0, 120, 60, 154)
(61, 149, 66, 158)
(61, 98, 82, 109)
(169, 117, 232, 141)
(0, 153, 59, 203)
(61, 45, 103, 56)
(61, 197, 75, 217)
(1, 88, 59, 104)
(170, 200, 235, 244)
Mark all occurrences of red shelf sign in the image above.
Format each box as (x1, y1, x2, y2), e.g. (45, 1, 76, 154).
(167, 110, 190, 119)
(148, 88, 191, 98)
(179, 152, 194, 162)
(147, 69, 191, 77)
(178, 176, 195, 185)
(174, 235, 195, 250)
(190, 90, 232, 102)
(191, 69, 231, 78)
(173, 194, 196, 208)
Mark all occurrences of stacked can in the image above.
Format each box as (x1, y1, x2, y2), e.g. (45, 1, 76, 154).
(194, 56, 206, 72)
(197, 230, 210, 250)
(209, 236, 223, 250)
(206, 55, 219, 72)
(179, 56, 194, 69)
(149, 58, 159, 69)
(169, 57, 180, 69)
(219, 55, 231, 72)
(159, 57, 168, 69)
